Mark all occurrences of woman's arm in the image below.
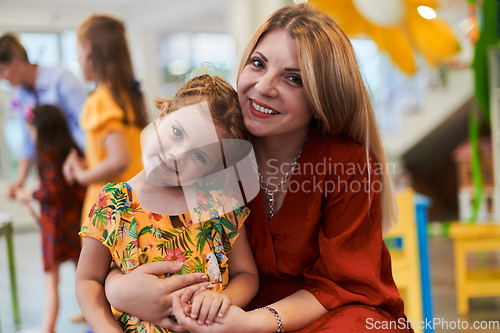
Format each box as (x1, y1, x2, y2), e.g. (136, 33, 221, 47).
(76, 237, 124, 333)
(104, 261, 213, 329)
(72, 131, 130, 186)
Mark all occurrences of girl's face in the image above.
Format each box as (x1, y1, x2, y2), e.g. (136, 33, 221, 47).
(237, 29, 314, 139)
(143, 103, 225, 186)
(77, 40, 92, 81)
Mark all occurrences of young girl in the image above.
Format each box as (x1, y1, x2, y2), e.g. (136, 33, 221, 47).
(76, 74, 259, 333)
(63, 14, 147, 224)
(15, 104, 86, 333)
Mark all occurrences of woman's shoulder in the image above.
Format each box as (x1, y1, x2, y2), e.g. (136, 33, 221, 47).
(306, 129, 367, 164)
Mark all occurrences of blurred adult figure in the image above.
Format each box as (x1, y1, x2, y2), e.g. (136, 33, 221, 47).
(0, 33, 87, 199)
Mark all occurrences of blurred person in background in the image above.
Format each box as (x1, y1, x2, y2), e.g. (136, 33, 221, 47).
(15, 104, 86, 333)
(0, 33, 87, 199)
(63, 14, 147, 223)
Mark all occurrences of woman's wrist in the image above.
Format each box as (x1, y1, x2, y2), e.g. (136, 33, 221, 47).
(248, 308, 284, 333)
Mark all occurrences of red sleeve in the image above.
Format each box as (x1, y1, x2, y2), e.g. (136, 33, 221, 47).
(33, 153, 66, 205)
(303, 147, 397, 310)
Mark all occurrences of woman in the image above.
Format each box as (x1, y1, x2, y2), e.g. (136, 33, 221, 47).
(103, 4, 410, 332)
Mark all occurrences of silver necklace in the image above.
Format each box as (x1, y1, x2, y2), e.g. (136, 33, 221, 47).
(258, 147, 303, 219)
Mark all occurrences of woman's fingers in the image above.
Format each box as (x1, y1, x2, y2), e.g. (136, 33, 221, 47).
(167, 272, 209, 292)
(133, 260, 184, 276)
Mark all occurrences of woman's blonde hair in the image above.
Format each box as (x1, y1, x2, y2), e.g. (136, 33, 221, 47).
(238, 3, 397, 229)
(77, 15, 148, 128)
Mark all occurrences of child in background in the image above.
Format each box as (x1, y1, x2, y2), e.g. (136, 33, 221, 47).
(75, 74, 259, 333)
(15, 104, 86, 333)
(63, 14, 147, 223)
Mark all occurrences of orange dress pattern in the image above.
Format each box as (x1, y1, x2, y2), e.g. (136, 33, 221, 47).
(79, 181, 250, 333)
(79, 86, 143, 223)
(245, 129, 412, 332)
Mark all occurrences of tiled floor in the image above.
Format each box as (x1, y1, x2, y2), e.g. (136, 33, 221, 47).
(1, 231, 499, 332)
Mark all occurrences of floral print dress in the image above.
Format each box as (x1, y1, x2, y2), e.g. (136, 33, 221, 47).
(79, 181, 250, 333)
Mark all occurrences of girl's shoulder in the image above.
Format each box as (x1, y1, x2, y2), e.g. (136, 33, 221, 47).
(81, 86, 125, 131)
(99, 182, 132, 202)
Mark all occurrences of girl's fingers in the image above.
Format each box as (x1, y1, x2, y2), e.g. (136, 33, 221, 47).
(196, 297, 213, 325)
(218, 298, 231, 318)
(190, 293, 204, 320)
(205, 299, 222, 324)
(180, 288, 194, 303)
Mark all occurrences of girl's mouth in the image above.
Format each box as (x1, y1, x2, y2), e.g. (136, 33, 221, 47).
(158, 155, 178, 174)
(249, 99, 280, 118)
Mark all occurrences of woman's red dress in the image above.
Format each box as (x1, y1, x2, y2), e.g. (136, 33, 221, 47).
(244, 130, 412, 332)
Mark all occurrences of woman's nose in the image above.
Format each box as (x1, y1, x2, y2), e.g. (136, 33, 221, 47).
(255, 72, 278, 98)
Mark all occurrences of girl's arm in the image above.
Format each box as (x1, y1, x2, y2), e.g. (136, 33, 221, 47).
(219, 225, 259, 307)
(182, 225, 259, 325)
(76, 237, 124, 333)
(72, 131, 130, 186)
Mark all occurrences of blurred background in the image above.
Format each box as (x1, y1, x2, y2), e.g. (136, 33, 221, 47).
(0, 0, 499, 332)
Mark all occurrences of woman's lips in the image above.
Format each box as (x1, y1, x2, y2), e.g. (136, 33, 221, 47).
(249, 99, 280, 119)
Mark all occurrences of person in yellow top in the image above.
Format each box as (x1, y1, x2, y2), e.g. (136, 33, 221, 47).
(64, 14, 147, 222)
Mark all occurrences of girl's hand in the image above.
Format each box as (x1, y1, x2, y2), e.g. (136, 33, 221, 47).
(184, 290, 232, 325)
(104, 261, 212, 330)
(63, 149, 86, 184)
(172, 296, 256, 333)
(14, 187, 32, 205)
(63, 150, 77, 184)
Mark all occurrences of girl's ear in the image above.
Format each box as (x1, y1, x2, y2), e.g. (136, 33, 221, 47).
(159, 102, 169, 117)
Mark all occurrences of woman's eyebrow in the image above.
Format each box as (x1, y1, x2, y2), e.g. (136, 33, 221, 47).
(284, 68, 300, 72)
(255, 52, 268, 62)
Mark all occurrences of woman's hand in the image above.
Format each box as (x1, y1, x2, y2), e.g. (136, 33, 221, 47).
(172, 294, 257, 333)
(104, 261, 212, 330)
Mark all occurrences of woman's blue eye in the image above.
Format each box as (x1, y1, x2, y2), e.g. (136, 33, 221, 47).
(172, 127, 183, 139)
(194, 152, 206, 164)
(288, 75, 303, 86)
(250, 57, 264, 68)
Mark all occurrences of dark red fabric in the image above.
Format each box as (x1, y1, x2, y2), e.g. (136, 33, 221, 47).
(245, 130, 411, 332)
(33, 149, 86, 271)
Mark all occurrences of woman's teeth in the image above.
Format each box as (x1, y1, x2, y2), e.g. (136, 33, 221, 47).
(252, 101, 279, 115)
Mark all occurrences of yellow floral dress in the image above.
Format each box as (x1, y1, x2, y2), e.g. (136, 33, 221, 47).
(79, 86, 143, 224)
(79, 181, 250, 333)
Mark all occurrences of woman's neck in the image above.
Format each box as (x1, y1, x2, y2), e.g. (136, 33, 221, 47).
(251, 128, 309, 175)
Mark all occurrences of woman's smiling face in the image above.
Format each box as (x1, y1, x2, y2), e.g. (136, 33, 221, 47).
(237, 29, 314, 139)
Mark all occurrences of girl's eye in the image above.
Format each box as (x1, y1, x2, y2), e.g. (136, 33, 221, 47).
(250, 57, 264, 69)
(172, 127, 183, 139)
(287, 75, 303, 86)
(194, 152, 206, 165)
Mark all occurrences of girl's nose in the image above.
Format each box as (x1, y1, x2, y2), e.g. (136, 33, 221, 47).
(255, 72, 278, 98)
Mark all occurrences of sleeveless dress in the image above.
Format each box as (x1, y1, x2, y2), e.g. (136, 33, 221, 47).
(34, 149, 85, 271)
(79, 181, 249, 333)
